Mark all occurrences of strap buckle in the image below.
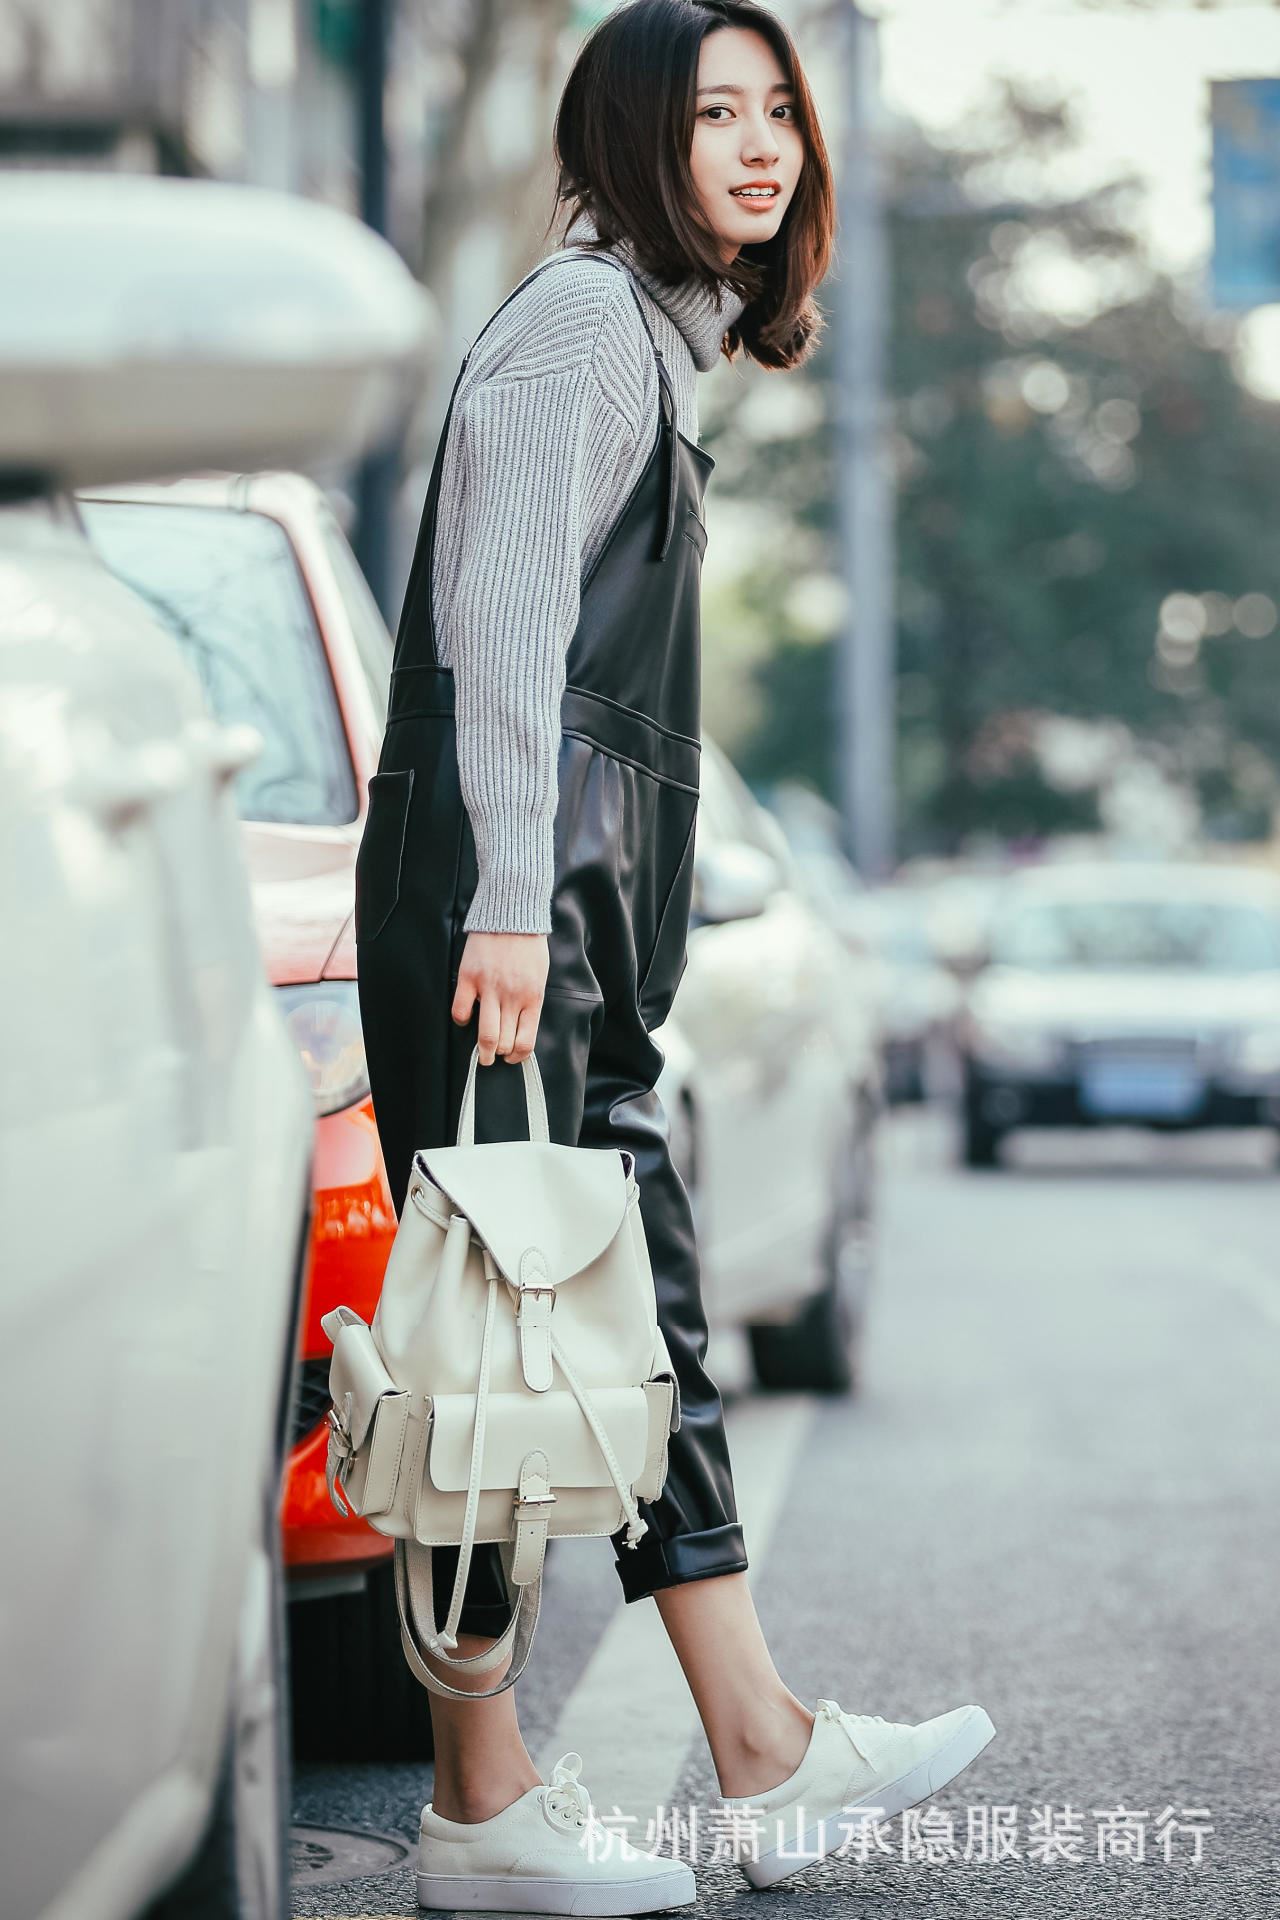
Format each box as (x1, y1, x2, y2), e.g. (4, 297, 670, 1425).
(513, 1448, 557, 1517)
(324, 1402, 356, 1517)
(325, 1402, 354, 1459)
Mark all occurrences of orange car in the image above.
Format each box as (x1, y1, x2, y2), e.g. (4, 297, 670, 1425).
(78, 471, 427, 1758)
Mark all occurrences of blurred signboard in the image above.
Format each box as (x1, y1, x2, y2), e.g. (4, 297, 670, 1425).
(1211, 77, 1280, 310)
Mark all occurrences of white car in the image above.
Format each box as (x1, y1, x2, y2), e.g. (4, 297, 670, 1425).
(957, 859, 1280, 1167)
(0, 173, 431, 1920)
(844, 889, 963, 1104)
(655, 738, 881, 1394)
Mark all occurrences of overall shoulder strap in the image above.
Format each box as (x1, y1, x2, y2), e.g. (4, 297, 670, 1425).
(554, 249, 680, 560)
(463, 247, 678, 562)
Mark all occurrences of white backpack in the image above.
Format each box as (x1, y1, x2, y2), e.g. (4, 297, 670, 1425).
(320, 1042, 681, 1700)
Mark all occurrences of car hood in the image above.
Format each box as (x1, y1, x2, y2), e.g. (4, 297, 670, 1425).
(242, 821, 356, 986)
(972, 966, 1280, 1036)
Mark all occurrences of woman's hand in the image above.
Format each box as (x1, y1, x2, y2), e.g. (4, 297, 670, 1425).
(451, 931, 550, 1066)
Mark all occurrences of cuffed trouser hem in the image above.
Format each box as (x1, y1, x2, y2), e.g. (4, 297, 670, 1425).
(612, 1520, 749, 1605)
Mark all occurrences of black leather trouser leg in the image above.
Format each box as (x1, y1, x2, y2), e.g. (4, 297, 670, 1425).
(428, 986, 748, 1637)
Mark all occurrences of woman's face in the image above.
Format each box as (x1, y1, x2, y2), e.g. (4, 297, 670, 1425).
(689, 25, 805, 268)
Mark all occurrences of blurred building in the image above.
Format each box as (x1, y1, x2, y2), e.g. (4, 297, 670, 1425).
(0, 1, 375, 205)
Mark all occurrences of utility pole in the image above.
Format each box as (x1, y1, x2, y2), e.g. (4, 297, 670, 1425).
(833, 0, 896, 882)
(354, 0, 397, 617)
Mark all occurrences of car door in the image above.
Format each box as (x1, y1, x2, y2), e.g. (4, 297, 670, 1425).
(0, 538, 312, 1920)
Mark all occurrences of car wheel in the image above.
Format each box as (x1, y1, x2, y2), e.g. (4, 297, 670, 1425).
(747, 1092, 874, 1396)
(289, 1555, 434, 1762)
(141, 1496, 292, 1920)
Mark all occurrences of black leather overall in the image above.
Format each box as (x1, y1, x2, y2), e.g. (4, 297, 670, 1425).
(354, 249, 747, 1634)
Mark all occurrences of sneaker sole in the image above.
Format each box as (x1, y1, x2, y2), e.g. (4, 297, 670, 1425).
(738, 1703, 997, 1891)
(417, 1859, 697, 1915)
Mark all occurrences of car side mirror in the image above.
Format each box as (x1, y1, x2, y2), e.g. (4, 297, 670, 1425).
(692, 841, 777, 926)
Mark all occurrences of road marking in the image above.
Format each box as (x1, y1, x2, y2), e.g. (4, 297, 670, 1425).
(534, 1389, 817, 1817)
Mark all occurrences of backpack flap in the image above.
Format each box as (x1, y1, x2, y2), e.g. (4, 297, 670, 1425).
(413, 1141, 632, 1295)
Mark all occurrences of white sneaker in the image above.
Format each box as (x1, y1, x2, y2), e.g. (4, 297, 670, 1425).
(720, 1696, 997, 1890)
(418, 1750, 697, 1916)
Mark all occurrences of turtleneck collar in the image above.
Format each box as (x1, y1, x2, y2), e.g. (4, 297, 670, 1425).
(562, 206, 748, 373)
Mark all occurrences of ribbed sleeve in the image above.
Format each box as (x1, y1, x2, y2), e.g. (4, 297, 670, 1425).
(449, 363, 634, 933)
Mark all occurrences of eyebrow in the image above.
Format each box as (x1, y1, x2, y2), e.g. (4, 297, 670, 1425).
(696, 81, 794, 96)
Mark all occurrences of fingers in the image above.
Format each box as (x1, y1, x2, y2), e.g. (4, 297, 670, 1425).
(450, 934, 547, 1068)
(451, 971, 475, 1030)
(508, 999, 541, 1066)
(497, 996, 521, 1063)
(475, 984, 503, 1067)
(456, 980, 534, 1068)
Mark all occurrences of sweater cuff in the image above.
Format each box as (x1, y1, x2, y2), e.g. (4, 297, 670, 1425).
(461, 837, 555, 936)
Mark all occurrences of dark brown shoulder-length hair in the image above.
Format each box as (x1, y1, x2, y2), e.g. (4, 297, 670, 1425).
(546, 0, 835, 372)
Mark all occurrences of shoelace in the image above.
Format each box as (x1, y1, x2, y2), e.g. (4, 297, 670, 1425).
(543, 1752, 593, 1831)
(816, 1697, 890, 1764)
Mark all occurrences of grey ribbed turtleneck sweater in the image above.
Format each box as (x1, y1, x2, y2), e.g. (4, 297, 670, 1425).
(429, 209, 748, 935)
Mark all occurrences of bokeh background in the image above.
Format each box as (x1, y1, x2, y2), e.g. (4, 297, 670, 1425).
(7, 0, 1280, 880)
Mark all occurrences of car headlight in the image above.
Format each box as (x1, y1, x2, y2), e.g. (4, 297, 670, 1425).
(1233, 1027, 1280, 1076)
(967, 1013, 1062, 1073)
(274, 982, 370, 1116)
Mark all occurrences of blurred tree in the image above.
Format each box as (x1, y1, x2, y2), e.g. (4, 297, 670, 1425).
(720, 82, 1280, 853)
(313, 0, 361, 70)
(382, 0, 574, 611)
(412, 0, 574, 304)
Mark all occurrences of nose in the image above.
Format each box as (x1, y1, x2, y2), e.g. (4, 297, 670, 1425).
(741, 117, 780, 168)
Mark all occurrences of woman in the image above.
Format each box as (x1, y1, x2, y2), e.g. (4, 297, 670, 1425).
(355, 2, 996, 1911)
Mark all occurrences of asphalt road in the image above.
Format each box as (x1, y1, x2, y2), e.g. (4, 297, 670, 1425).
(288, 1108, 1280, 1918)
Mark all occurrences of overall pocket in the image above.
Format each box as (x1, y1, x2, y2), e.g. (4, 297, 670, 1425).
(636, 794, 699, 1023)
(354, 767, 414, 942)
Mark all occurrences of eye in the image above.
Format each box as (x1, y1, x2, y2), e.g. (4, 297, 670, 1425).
(698, 102, 795, 123)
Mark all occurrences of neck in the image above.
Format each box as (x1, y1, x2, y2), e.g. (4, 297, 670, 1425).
(561, 206, 748, 373)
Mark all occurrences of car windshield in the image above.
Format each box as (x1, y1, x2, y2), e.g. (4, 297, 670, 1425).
(80, 500, 357, 826)
(988, 894, 1280, 973)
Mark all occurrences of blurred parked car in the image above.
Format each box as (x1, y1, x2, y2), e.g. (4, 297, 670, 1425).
(920, 865, 1014, 977)
(0, 171, 430, 1920)
(846, 890, 962, 1104)
(655, 739, 882, 1394)
(956, 860, 1280, 1168)
(759, 781, 898, 1089)
(77, 470, 432, 1764)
